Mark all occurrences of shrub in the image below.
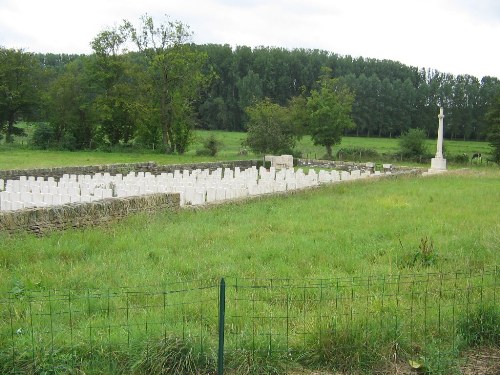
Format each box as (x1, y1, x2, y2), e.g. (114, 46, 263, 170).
(60, 132, 78, 151)
(337, 147, 379, 160)
(399, 128, 428, 159)
(448, 153, 470, 164)
(196, 134, 223, 156)
(245, 98, 297, 154)
(31, 122, 55, 149)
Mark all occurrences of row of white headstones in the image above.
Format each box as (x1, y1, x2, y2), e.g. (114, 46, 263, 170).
(0, 166, 390, 212)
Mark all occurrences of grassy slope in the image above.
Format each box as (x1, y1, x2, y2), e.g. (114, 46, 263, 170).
(1, 169, 498, 291)
(0, 130, 492, 170)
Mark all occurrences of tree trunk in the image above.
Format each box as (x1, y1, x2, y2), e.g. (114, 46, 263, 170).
(326, 144, 332, 159)
(160, 68, 171, 153)
(6, 112, 16, 143)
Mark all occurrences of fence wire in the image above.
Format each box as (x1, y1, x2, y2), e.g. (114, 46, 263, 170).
(0, 269, 498, 373)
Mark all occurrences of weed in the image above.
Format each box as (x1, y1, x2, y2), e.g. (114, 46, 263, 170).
(399, 236, 438, 268)
(418, 340, 461, 375)
(458, 303, 500, 347)
(132, 336, 214, 374)
(225, 350, 288, 375)
(302, 322, 391, 373)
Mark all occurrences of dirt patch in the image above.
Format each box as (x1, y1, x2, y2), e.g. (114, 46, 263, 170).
(460, 347, 500, 375)
(288, 347, 500, 374)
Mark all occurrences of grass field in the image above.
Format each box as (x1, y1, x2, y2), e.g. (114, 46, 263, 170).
(2, 170, 498, 288)
(1, 170, 499, 373)
(0, 128, 498, 373)
(0, 129, 493, 170)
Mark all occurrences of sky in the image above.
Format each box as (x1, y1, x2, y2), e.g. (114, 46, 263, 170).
(1, 0, 499, 79)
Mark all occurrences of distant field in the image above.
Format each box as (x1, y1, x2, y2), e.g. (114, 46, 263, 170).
(0, 129, 493, 170)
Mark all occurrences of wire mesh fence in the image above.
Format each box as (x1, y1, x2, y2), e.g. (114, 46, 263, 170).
(224, 269, 498, 372)
(1, 268, 498, 373)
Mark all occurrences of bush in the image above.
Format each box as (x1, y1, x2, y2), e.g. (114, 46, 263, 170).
(448, 153, 470, 164)
(196, 134, 223, 156)
(60, 132, 78, 151)
(399, 128, 428, 159)
(245, 99, 297, 154)
(31, 123, 55, 149)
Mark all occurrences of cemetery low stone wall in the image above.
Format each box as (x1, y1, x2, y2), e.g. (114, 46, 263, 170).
(298, 159, 421, 174)
(0, 159, 416, 181)
(0, 160, 261, 181)
(0, 193, 180, 234)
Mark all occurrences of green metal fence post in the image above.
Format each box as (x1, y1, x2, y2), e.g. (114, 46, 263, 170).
(218, 278, 226, 375)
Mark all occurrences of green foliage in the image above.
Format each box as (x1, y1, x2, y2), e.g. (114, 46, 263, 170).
(127, 15, 212, 153)
(0, 171, 499, 373)
(418, 340, 461, 375)
(31, 122, 55, 149)
(414, 237, 438, 267)
(196, 134, 223, 156)
(43, 57, 96, 149)
(486, 93, 500, 163)
(448, 153, 470, 164)
(2, 43, 500, 148)
(458, 303, 499, 347)
(306, 68, 355, 158)
(132, 336, 212, 374)
(245, 98, 297, 154)
(336, 146, 379, 160)
(0, 48, 41, 143)
(304, 323, 386, 372)
(399, 236, 438, 268)
(399, 128, 429, 159)
(225, 350, 288, 375)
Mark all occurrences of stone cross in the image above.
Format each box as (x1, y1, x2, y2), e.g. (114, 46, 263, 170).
(428, 106, 447, 172)
(436, 107, 444, 159)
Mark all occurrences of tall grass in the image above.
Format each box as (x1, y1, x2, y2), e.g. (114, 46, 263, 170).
(0, 170, 498, 373)
(1, 170, 498, 289)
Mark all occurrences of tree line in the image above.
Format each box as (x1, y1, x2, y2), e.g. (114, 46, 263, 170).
(1, 15, 500, 153)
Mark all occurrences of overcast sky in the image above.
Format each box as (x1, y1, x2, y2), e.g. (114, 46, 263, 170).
(1, 0, 499, 79)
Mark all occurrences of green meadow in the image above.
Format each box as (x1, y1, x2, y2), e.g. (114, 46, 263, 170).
(0, 129, 493, 170)
(1, 171, 499, 288)
(0, 128, 498, 373)
(1, 169, 499, 374)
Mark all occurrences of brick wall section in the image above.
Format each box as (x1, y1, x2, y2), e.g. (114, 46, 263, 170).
(0, 193, 180, 234)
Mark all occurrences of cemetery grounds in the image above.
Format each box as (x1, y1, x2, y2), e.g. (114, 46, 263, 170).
(0, 136, 498, 374)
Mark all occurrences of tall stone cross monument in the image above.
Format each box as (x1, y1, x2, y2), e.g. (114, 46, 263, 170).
(429, 107, 447, 172)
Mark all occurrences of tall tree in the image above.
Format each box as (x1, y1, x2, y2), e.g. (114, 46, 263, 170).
(306, 68, 355, 158)
(43, 57, 96, 149)
(126, 14, 211, 153)
(90, 24, 139, 146)
(0, 48, 41, 142)
(485, 93, 500, 163)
